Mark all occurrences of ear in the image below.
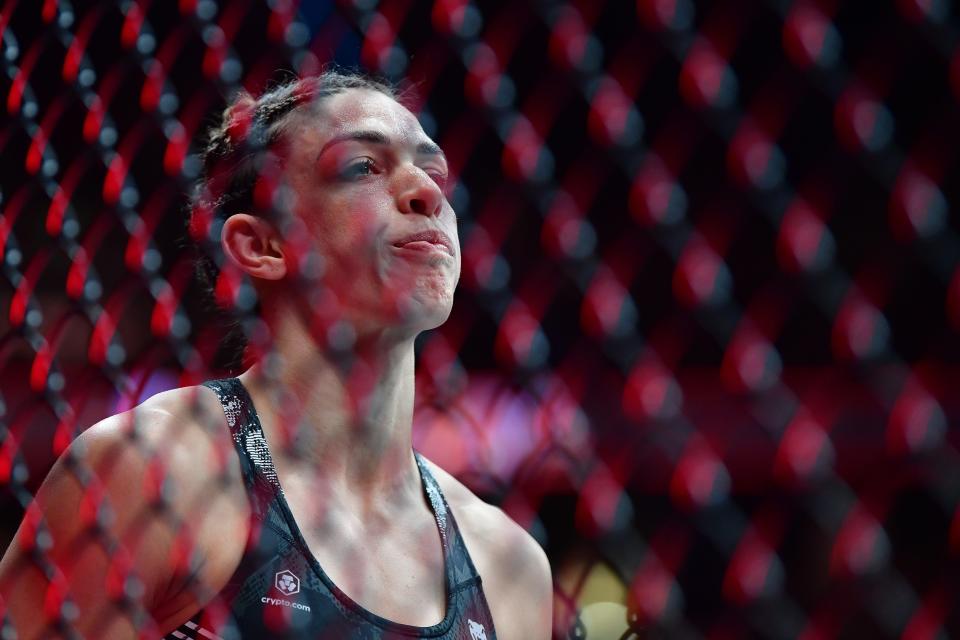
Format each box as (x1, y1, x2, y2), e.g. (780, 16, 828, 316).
(221, 213, 288, 281)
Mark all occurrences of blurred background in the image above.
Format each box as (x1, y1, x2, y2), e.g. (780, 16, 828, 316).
(1, 0, 959, 637)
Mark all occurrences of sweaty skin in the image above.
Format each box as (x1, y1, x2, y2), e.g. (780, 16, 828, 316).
(0, 88, 552, 639)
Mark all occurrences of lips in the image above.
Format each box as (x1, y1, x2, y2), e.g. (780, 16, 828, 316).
(392, 229, 455, 256)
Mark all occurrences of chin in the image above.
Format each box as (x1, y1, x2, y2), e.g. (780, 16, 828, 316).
(397, 294, 454, 331)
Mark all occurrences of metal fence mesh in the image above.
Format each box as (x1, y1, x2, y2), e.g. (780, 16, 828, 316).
(1, 0, 959, 637)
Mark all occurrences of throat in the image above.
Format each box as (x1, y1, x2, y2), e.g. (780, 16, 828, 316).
(237, 337, 420, 494)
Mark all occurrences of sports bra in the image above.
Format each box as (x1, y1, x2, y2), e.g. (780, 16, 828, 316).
(164, 377, 497, 639)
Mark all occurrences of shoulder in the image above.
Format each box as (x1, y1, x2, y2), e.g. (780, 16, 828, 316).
(420, 458, 553, 639)
(107, 385, 251, 621)
(40, 383, 239, 536)
(75, 384, 228, 459)
(0, 384, 249, 637)
(77, 384, 244, 524)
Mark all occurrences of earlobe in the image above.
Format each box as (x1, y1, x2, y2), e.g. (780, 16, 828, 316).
(221, 213, 288, 281)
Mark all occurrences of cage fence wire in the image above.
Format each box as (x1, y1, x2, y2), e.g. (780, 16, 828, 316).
(0, 0, 959, 638)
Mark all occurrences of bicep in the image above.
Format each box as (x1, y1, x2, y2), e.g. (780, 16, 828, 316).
(0, 526, 145, 639)
(0, 423, 178, 639)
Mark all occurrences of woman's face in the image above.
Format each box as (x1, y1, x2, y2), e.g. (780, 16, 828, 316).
(279, 88, 461, 341)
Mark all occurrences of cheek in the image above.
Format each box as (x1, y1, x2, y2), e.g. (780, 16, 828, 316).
(300, 191, 378, 249)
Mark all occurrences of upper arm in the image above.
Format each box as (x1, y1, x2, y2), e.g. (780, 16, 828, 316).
(0, 413, 176, 639)
(521, 534, 553, 638)
(479, 510, 553, 640)
(0, 390, 247, 639)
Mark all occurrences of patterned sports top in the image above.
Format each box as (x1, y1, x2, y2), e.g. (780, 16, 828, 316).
(164, 378, 497, 640)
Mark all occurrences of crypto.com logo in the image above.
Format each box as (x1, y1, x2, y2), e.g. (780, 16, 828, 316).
(275, 569, 300, 596)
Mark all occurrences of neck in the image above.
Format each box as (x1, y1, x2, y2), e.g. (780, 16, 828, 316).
(238, 304, 421, 500)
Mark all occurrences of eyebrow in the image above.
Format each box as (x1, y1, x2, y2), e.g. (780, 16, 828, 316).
(316, 130, 447, 163)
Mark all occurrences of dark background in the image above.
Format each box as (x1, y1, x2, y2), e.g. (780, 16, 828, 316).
(1, 0, 959, 637)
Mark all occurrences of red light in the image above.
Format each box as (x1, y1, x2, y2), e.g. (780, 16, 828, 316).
(776, 200, 832, 273)
(679, 40, 736, 109)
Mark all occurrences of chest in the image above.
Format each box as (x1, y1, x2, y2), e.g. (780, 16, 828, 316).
(282, 481, 449, 628)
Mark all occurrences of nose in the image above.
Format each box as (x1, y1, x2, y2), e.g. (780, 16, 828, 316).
(397, 166, 444, 217)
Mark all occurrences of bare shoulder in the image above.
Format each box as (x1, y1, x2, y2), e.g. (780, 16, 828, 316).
(0, 384, 249, 639)
(420, 458, 553, 640)
(111, 384, 233, 452)
(419, 458, 540, 555)
(70, 384, 231, 470)
(112, 385, 251, 623)
(77, 384, 246, 530)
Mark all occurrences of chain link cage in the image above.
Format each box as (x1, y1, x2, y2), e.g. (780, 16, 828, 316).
(1, 0, 959, 638)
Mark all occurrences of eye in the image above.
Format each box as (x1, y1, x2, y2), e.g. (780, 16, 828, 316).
(425, 168, 449, 191)
(341, 158, 377, 180)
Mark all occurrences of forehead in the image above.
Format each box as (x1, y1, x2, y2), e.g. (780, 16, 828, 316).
(300, 88, 428, 146)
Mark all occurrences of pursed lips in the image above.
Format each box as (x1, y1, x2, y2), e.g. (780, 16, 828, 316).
(391, 229, 455, 256)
